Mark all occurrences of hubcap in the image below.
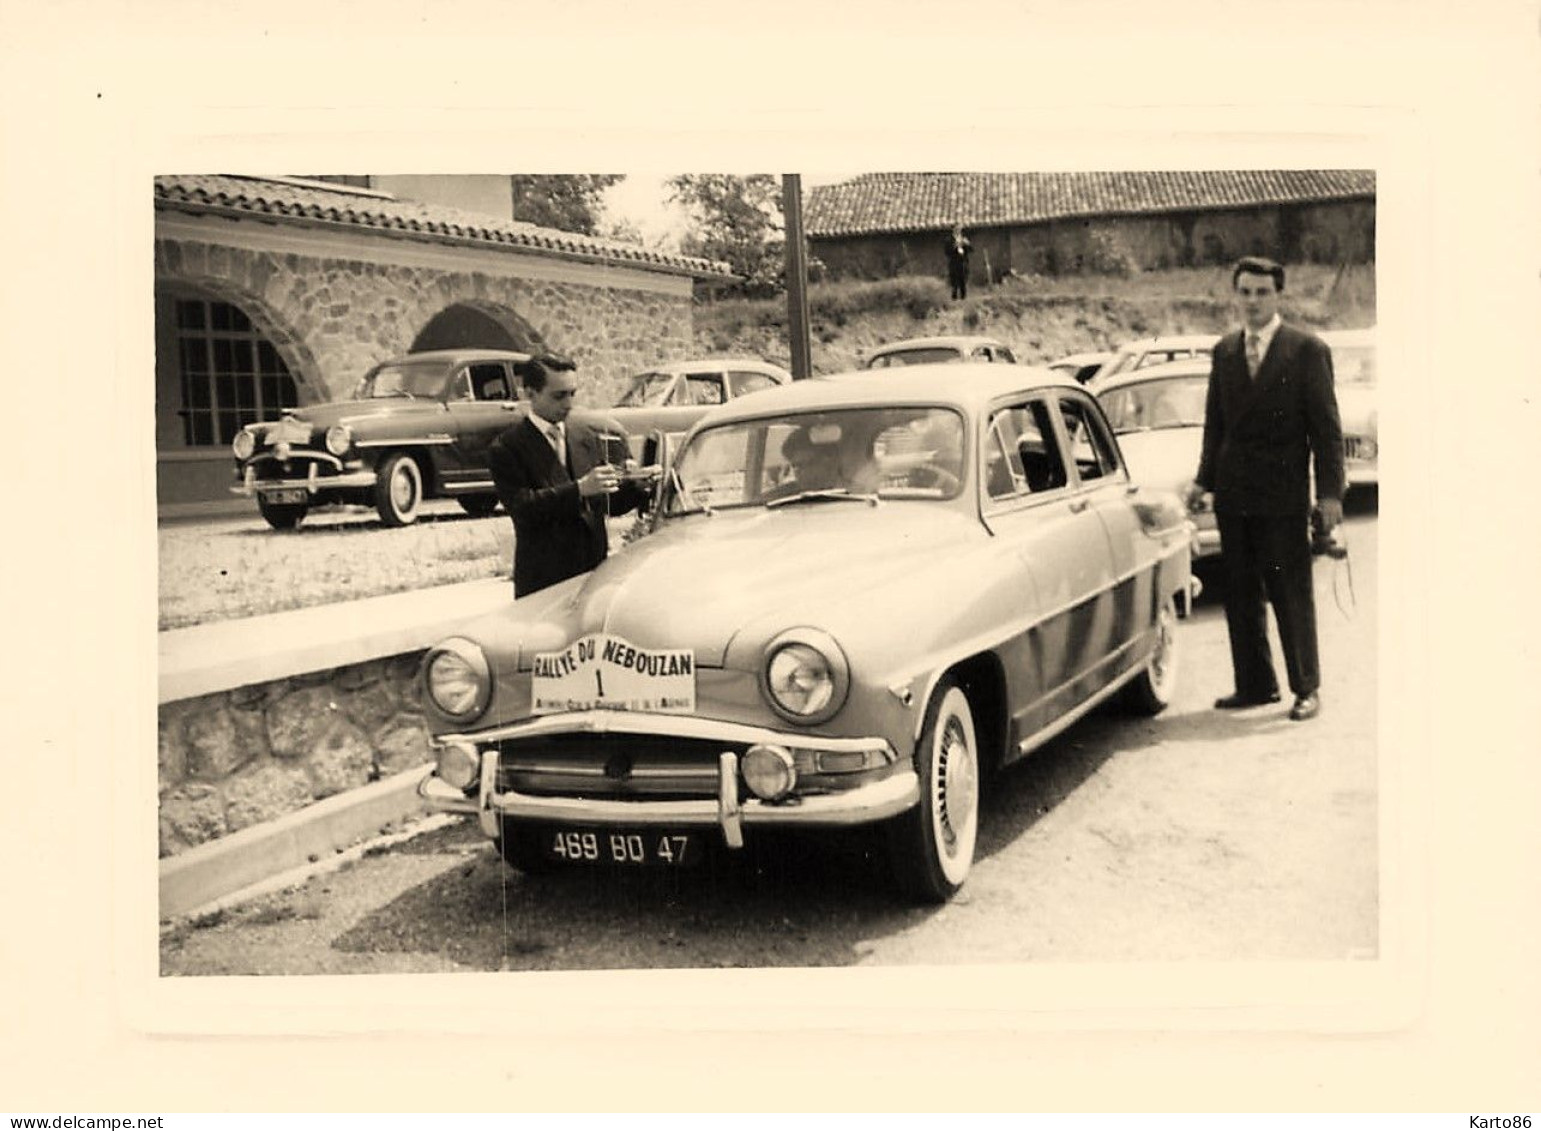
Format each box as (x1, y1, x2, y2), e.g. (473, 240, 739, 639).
(392, 466, 417, 511)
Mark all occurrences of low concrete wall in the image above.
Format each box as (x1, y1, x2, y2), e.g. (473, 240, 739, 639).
(158, 651, 430, 858)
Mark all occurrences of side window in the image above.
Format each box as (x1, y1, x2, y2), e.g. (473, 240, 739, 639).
(997, 347, 1016, 364)
(448, 369, 475, 402)
(1056, 395, 1121, 483)
(984, 400, 1069, 502)
(971, 346, 992, 362)
(683, 374, 726, 406)
(466, 363, 511, 401)
(727, 370, 777, 398)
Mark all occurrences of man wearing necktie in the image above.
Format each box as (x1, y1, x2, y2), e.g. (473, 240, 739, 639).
(487, 354, 657, 598)
(1187, 257, 1346, 722)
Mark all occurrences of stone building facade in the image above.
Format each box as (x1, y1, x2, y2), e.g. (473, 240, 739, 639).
(155, 175, 730, 517)
(805, 171, 1376, 284)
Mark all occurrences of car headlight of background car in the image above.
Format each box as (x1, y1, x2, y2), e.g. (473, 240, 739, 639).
(761, 629, 850, 726)
(424, 638, 492, 720)
(324, 424, 353, 457)
(232, 428, 257, 461)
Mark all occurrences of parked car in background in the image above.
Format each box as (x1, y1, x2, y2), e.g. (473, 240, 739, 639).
(232, 349, 534, 529)
(1094, 359, 1219, 560)
(1089, 333, 1218, 386)
(416, 366, 1193, 903)
(1320, 326, 1378, 490)
(606, 358, 792, 461)
(1046, 351, 1113, 384)
(862, 335, 1018, 369)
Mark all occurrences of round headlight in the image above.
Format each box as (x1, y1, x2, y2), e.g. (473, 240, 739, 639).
(762, 630, 849, 724)
(324, 424, 353, 457)
(232, 429, 256, 461)
(424, 639, 491, 719)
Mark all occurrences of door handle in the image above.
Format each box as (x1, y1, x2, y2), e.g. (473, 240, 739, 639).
(1068, 498, 1090, 514)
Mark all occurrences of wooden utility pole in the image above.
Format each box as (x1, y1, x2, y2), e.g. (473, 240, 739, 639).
(782, 174, 813, 379)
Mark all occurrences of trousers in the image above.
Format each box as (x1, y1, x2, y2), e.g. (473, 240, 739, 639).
(1214, 510, 1321, 698)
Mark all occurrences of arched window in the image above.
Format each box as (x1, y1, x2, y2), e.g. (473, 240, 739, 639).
(173, 297, 299, 446)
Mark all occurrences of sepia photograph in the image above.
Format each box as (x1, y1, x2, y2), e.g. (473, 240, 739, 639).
(152, 170, 1380, 974)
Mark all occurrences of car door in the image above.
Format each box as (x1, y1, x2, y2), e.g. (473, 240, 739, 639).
(1051, 390, 1151, 682)
(979, 394, 1120, 758)
(444, 361, 519, 487)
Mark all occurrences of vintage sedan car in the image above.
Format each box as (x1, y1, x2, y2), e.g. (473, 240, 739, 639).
(1094, 359, 1220, 560)
(1088, 333, 1218, 386)
(1319, 326, 1378, 490)
(862, 335, 1018, 369)
(231, 348, 532, 529)
(606, 358, 792, 461)
(416, 366, 1193, 903)
(1046, 350, 1113, 384)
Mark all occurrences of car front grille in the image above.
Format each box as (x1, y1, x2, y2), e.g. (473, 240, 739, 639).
(496, 732, 753, 800)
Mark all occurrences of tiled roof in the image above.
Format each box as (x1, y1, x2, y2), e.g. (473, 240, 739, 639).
(805, 171, 1376, 237)
(154, 174, 733, 279)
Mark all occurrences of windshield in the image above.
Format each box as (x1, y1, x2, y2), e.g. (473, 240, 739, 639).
(1098, 375, 1209, 433)
(355, 361, 449, 399)
(664, 407, 967, 514)
(866, 347, 963, 368)
(1331, 344, 1376, 386)
(616, 372, 678, 407)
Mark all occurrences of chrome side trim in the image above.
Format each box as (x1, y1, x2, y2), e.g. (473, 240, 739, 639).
(355, 436, 455, 448)
(1014, 637, 1150, 757)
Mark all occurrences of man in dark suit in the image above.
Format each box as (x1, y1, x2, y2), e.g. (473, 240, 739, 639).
(944, 224, 972, 300)
(1187, 257, 1346, 721)
(487, 354, 657, 598)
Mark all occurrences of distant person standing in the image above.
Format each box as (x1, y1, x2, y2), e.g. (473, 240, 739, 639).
(487, 354, 657, 598)
(944, 223, 972, 300)
(1187, 257, 1345, 722)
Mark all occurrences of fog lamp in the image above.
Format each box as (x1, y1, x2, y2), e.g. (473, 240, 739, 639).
(434, 741, 480, 790)
(742, 744, 797, 801)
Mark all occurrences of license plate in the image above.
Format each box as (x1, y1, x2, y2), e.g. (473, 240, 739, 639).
(531, 633, 695, 715)
(260, 488, 308, 504)
(543, 827, 700, 867)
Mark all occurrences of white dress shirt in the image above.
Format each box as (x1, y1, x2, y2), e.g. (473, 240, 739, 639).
(1245, 313, 1282, 375)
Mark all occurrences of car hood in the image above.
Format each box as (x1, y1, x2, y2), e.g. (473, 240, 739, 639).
(266, 399, 449, 433)
(1114, 426, 1203, 491)
(493, 504, 989, 669)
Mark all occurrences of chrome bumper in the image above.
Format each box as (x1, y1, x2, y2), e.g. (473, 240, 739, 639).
(230, 462, 379, 497)
(418, 742, 919, 851)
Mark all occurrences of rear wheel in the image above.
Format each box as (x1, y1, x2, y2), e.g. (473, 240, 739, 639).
(374, 453, 423, 526)
(457, 493, 500, 518)
(886, 678, 980, 904)
(256, 496, 308, 530)
(1124, 591, 1180, 714)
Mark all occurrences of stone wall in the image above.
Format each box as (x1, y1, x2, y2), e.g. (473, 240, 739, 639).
(154, 237, 697, 423)
(158, 650, 430, 858)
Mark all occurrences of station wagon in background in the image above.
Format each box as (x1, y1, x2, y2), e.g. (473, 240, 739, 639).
(862, 335, 1018, 369)
(607, 358, 792, 461)
(1088, 333, 1218, 386)
(417, 366, 1193, 903)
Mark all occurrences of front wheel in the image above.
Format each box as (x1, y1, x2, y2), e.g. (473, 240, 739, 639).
(374, 453, 423, 527)
(886, 678, 980, 904)
(1124, 591, 1180, 714)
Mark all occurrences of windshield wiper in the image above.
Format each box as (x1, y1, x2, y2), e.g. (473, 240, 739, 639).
(668, 466, 714, 516)
(765, 488, 881, 509)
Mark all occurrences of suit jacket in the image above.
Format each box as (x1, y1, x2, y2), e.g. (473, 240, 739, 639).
(1195, 322, 1346, 515)
(487, 415, 650, 598)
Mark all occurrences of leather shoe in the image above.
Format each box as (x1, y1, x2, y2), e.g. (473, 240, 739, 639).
(1288, 693, 1320, 721)
(1214, 691, 1281, 710)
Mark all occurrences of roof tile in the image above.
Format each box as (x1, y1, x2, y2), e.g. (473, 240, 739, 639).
(805, 171, 1375, 237)
(154, 174, 733, 279)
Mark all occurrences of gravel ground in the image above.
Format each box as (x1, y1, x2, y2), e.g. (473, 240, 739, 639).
(157, 501, 642, 630)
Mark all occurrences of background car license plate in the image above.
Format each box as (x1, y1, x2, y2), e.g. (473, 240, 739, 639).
(543, 828, 699, 867)
(261, 488, 307, 504)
